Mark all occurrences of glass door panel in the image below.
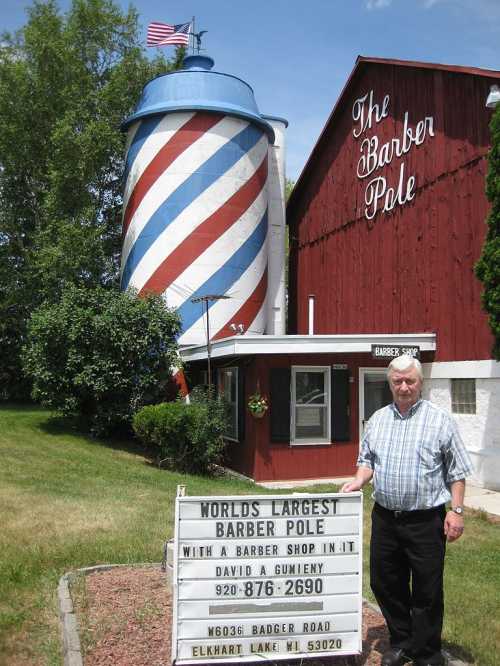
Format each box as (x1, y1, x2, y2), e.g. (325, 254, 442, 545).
(362, 372, 392, 433)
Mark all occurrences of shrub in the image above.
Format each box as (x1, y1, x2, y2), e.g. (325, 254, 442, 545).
(133, 402, 190, 459)
(23, 285, 181, 436)
(476, 103, 500, 359)
(133, 390, 228, 474)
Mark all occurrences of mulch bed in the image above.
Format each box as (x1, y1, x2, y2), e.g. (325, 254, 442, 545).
(71, 566, 390, 665)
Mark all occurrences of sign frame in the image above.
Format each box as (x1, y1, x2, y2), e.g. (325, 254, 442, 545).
(171, 492, 363, 665)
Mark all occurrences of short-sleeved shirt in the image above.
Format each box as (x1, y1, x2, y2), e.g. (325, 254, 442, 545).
(357, 399, 473, 511)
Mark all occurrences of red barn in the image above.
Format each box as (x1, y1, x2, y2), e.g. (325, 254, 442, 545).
(182, 57, 500, 489)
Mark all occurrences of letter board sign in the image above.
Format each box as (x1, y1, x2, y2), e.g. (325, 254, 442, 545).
(171, 492, 363, 664)
(371, 344, 420, 359)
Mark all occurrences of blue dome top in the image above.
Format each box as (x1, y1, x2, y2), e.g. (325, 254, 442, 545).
(122, 55, 275, 142)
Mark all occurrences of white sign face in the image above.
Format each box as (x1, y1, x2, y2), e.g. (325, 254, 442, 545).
(171, 493, 363, 664)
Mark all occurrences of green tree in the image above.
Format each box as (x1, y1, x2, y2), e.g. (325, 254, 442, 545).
(23, 285, 181, 435)
(476, 104, 500, 360)
(0, 0, 184, 398)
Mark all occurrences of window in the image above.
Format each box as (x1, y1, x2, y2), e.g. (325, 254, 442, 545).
(291, 366, 331, 444)
(451, 379, 476, 414)
(219, 367, 239, 440)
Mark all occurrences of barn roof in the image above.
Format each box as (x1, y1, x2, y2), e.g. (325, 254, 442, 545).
(287, 56, 500, 213)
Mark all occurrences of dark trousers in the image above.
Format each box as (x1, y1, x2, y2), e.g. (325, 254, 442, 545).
(370, 503, 446, 665)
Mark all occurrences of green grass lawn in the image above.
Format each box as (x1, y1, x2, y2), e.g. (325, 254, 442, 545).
(1, 405, 499, 665)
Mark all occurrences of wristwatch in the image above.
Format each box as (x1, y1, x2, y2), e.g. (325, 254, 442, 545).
(451, 506, 464, 515)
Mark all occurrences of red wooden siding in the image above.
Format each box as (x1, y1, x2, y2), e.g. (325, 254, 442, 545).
(288, 63, 497, 361)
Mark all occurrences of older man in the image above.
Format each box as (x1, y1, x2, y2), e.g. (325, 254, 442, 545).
(342, 355, 472, 666)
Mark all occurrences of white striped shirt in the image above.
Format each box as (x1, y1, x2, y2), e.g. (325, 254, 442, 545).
(358, 399, 473, 511)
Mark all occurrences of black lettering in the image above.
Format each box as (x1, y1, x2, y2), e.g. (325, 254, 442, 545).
(287, 542, 315, 554)
(216, 521, 275, 539)
(286, 519, 324, 536)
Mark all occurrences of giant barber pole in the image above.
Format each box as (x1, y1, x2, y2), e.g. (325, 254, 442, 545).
(120, 56, 286, 345)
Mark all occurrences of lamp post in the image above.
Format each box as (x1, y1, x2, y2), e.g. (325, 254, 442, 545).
(191, 294, 230, 397)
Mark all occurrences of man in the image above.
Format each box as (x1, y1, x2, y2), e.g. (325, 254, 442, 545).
(342, 355, 472, 666)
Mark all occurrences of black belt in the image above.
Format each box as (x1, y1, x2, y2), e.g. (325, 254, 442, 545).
(374, 502, 445, 519)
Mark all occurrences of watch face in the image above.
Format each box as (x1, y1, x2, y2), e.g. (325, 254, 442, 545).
(453, 507, 463, 515)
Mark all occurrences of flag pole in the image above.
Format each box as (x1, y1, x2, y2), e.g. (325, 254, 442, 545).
(191, 15, 195, 54)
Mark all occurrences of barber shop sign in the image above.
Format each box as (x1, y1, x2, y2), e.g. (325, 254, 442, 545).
(352, 90, 435, 221)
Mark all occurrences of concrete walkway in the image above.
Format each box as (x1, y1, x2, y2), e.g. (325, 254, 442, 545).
(464, 483, 500, 516)
(258, 478, 500, 517)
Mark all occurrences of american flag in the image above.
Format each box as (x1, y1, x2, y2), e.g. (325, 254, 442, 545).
(146, 21, 191, 47)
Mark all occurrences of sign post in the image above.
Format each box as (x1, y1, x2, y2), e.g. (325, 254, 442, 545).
(171, 492, 363, 664)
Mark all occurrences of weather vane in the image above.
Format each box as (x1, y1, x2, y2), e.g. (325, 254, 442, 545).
(191, 29, 207, 54)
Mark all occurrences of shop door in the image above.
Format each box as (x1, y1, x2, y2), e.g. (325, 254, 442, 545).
(359, 369, 393, 436)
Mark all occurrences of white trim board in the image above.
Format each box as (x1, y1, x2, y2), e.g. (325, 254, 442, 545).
(180, 333, 436, 362)
(422, 360, 500, 379)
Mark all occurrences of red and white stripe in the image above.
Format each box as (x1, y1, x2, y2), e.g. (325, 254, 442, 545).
(121, 112, 269, 346)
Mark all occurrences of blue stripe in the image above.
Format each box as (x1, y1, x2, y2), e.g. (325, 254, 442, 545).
(122, 116, 163, 189)
(121, 122, 264, 290)
(177, 210, 268, 335)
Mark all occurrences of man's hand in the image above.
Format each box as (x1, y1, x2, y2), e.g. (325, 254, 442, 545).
(341, 480, 363, 492)
(341, 466, 373, 492)
(444, 510, 464, 542)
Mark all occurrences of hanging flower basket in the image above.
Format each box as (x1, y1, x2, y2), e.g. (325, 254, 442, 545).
(248, 393, 268, 419)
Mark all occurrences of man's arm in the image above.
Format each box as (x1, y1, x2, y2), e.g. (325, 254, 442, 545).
(444, 479, 466, 542)
(341, 465, 373, 492)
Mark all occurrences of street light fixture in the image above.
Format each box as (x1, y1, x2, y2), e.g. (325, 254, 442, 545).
(191, 293, 230, 397)
(486, 84, 500, 109)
